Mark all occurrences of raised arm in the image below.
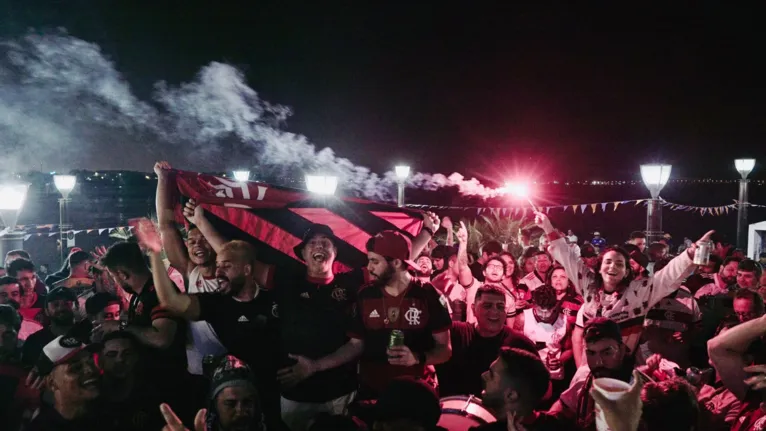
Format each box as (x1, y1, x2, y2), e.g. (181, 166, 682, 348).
(708, 314, 766, 400)
(155, 162, 193, 276)
(410, 211, 440, 259)
(442, 217, 455, 246)
(183, 199, 227, 254)
(647, 231, 713, 309)
(135, 218, 201, 321)
(535, 212, 589, 295)
(455, 221, 474, 287)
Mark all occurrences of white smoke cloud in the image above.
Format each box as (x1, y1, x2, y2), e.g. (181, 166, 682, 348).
(0, 31, 502, 201)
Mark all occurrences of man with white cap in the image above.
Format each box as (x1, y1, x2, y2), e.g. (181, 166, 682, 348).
(27, 334, 102, 430)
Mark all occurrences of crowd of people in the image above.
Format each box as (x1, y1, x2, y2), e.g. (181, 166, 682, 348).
(2, 161, 766, 430)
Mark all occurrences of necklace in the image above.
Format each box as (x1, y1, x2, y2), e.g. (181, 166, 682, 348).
(381, 287, 408, 326)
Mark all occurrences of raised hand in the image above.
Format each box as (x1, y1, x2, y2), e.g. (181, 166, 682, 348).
(183, 199, 205, 225)
(441, 216, 453, 230)
(160, 403, 206, 431)
(130, 218, 162, 253)
(422, 211, 440, 233)
(533, 211, 555, 234)
(456, 221, 468, 244)
(154, 161, 172, 178)
(686, 230, 716, 259)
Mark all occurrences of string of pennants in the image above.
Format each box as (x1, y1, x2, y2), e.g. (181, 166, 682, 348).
(405, 199, 758, 217)
(6, 225, 135, 241)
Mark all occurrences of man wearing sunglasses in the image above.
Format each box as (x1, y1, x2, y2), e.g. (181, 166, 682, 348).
(548, 317, 643, 429)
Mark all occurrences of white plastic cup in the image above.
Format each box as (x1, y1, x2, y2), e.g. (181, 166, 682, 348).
(592, 377, 631, 431)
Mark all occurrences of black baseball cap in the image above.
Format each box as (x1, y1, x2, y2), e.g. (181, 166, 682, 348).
(584, 317, 623, 344)
(580, 243, 598, 258)
(45, 286, 77, 305)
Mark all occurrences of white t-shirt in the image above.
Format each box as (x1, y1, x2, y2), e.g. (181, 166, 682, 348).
(186, 266, 227, 375)
(465, 278, 517, 324)
(522, 309, 567, 378)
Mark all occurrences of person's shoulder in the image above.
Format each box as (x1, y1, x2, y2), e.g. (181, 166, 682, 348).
(356, 283, 381, 298)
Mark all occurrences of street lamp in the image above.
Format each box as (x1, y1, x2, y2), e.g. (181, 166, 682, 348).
(735, 158, 756, 250)
(640, 164, 672, 244)
(395, 165, 410, 207)
(233, 170, 251, 182)
(305, 175, 338, 195)
(0, 183, 30, 260)
(54, 174, 77, 265)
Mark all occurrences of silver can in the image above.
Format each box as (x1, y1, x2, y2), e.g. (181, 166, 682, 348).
(693, 240, 712, 265)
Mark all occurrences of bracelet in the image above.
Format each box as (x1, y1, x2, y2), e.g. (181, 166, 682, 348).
(422, 226, 434, 237)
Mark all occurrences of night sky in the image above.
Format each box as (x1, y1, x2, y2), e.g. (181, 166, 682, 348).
(3, 1, 765, 181)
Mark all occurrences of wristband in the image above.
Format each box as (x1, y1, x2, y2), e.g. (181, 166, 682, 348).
(422, 226, 434, 237)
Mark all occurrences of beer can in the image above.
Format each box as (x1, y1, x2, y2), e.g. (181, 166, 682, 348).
(388, 330, 405, 349)
(693, 240, 712, 265)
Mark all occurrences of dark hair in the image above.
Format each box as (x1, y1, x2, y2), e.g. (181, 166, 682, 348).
(474, 284, 507, 303)
(483, 241, 503, 256)
(7, 258, 35, 277)
(0, 276, 23, 297)
(68, 251, 90, 268)
(5, 250, 30, 261)
(500, 251, 520, 284)
(653, 257, 673, 274)
(733, 289, 766, 316)
(592, 246, 634, 290)
(722, 256, 743, 269)
(629, 231, 646, 240)
(707, 254, 723, 273)
(498, 347, 550, 409)
(641, 378, 699, 431)
(101, 330, 141, 347)
(545, 265, 577, 296)
(647, 242, 669, 261)
(531, 284, 558, 309)
(101, 242, 148, 275)
(738, 259, 763, 279)
(482, 256, 507, 274)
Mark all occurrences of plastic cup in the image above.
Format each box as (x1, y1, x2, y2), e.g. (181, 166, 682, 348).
(592, 377, 631, 431)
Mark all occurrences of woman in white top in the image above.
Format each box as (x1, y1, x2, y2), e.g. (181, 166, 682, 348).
(534, 211, 713, 367)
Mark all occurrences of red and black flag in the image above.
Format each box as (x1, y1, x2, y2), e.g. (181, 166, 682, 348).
(169, 169, 424, 272)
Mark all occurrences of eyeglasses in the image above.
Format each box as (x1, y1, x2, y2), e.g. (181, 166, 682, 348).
(486, 263, 504, 270)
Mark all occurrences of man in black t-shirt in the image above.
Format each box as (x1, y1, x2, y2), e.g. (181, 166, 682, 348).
(350, 230, 452, 398)
(99, 242, 187, 383)
(21, 287, 76, 368)
(436, 284, 537, 397)
(134, 226, 283, 430)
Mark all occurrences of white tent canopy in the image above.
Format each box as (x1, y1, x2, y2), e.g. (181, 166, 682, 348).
(748, 220, 766, 260)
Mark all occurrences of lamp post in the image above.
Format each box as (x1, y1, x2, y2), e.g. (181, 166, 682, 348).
(0, 183, 31, 260)
(640, 164, 672, 244)
(394, 165, 410, 207)
(305, 175, 338, 195)
(233, 170, 251, 182)
(54, 175, 77, 265)
(735, 158, 755, 250)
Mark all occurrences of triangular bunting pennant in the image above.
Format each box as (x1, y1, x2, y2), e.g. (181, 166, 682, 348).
(591, 203, 597, 213)
(87, 229, 94, 233)
(108, 228, 115, 233)
(725, 206, 730, 214)
(48, 233, 57, 237)
(99, 229, 107, 234)
(580, 204, 587, 213)
(635, 199, 645, 206)
(23, 234, 31, 241)
(600, 203, 607, 211)
(36, 233, 43, 237)
(73, 230, 82, 235)
(571, 205, 578, 213)
(613, 202, 620, 211)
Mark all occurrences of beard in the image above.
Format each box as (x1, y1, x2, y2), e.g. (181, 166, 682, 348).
(51, 310, 75, 326)
(591, 361, 632, 381)
(371, 265, 395, 288)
